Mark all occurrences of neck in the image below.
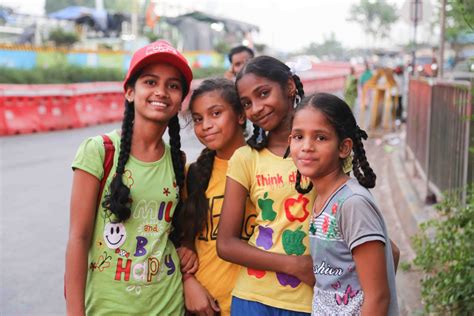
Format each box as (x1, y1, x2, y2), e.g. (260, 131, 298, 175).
(216, 133, 246, 160)
(311, 168, 349, 204)
(130, 116, 168, 155)
(267, 108, 293, 157)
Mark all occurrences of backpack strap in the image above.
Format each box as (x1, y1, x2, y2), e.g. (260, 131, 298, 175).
(97, 134, 115, 207)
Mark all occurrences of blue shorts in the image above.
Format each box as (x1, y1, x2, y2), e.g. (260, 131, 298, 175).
(231, 296, 311, 316)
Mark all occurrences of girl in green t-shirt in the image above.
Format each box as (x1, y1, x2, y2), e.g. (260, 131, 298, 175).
(65, 40, 192, 315)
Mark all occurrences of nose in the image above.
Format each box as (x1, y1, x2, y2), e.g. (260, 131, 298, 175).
(153, 83, 168, 97)
(302, 138, 314, 152)
(202, 117, 213, 131)
(249, 100, 264, 118)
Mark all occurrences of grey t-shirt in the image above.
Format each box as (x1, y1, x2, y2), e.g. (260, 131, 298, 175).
(309, 178, 399, 315)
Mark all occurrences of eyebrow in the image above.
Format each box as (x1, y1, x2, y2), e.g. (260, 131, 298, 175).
(140, 73, 181, 82)
(191, 104, 224, 115)
(291, 128, 330, 134)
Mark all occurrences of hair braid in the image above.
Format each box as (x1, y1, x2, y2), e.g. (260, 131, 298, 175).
(179, 148, 216, 243)
(295, 170, 313, 194)
(247, 123, 267, 150)
(292, 74, 305, 100)
(103, 100, 135, 222)
(168, 115, 185, 192)
(352, 127, 376, 188)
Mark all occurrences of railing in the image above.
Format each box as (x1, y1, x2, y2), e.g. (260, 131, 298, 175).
(406, 77, 473, 202)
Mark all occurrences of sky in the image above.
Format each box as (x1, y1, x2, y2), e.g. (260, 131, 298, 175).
(2, 0, 438, 52)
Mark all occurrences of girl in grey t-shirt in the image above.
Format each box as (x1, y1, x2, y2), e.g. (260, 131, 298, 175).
(288, 93, 399, 315)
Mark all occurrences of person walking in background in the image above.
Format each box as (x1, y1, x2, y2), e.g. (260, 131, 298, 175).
(344, 66, 358, 109)
(359, 61, 373, 88)
(176, 78, 256, 316)
(224, 45, 255, 81)
(288, 93, 399, 315)
(65, 40, 192, 315)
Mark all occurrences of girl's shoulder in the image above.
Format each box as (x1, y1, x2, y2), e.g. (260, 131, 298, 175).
(229, 145, 256, 161)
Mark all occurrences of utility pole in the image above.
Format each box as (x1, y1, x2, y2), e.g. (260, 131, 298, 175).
(438, 0, 446, 78)
(411, 0, 421, 75)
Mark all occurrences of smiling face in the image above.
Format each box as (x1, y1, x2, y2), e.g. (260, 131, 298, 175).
(191, 90, 245, 159)
(237, 73, 293, 132)
(103, 222, 127, 249)
(289, 107, 352, 182)
(125, 63, 183, 124)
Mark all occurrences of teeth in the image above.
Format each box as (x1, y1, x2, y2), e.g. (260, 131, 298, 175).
(149, 101, 167, 107)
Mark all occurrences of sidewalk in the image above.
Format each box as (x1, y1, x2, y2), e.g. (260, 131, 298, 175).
(365, 126, 436, 315)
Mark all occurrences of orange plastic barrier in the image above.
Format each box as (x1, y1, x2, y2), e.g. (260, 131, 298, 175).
(0, 72, 353, 136)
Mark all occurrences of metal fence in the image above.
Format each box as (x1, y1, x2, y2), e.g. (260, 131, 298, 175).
(406, 78, 472, 202)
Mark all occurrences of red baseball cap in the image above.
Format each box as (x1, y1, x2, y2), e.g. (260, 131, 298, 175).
(123, 40, 193, 96)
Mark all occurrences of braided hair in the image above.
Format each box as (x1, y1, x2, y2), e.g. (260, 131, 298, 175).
(176, 78, 244, 243)
(294, 93, 376, 190)
(235, 56, 305, 150)
(103, 69, 187, 223)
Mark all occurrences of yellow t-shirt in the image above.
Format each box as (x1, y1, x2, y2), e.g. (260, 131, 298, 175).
(194, 156, 257, 316)
(227, 146, 317, 313)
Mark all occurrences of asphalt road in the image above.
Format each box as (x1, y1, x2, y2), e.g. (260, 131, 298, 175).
(1, 121, 203, 315)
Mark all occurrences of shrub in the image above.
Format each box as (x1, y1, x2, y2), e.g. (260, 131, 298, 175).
(48, 28, 79, 47)
(412, 187, 474, 314)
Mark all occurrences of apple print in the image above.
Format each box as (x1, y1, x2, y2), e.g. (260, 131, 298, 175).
(276, 272, 301, 288)
(282, 226, 307, 255)
(256, 225, 274, 250)
(284, 194, 309, 222)
(258, 192, 277, 221)
(247, 268, 266, 279)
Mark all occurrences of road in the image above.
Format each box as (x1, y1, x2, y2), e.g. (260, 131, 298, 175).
(0, 121, 203, 315)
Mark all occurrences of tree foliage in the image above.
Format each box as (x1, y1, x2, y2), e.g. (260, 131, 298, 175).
(45, 0, 132, 14)
(412, 188, 474, 314)
(347, 0, 399, 42)
(303, 33, 344, 60)
(48, 28, 79, 47)
(444, 0, 474, 41)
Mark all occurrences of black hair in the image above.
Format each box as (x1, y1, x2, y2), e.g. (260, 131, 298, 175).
(235, 55, 305, 151)
(294, 93, 376, 191)
(177, 78, 244, 242)
(102, 71, 186, 223)
(228, 45, 255, 63)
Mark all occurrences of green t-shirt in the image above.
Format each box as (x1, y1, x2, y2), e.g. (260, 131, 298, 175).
(72, 130, 184, 315)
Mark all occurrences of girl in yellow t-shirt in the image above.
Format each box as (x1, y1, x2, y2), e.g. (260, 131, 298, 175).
(217, 56, 316, 315)
(176, 78, 256, 315)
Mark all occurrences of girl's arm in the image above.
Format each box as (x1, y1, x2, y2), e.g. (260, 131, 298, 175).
(352, 241, 391, 316)
(65, 169, 100, 316)
(217, 177, 314, 286)
(390, 239, 400, 273)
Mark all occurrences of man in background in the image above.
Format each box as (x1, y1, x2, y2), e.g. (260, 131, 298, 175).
(224, 45, 255, 80)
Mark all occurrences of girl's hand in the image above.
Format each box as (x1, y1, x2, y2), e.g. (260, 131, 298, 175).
(183, 276, 220, 316)
(288, 255, 315, 287)
(177, 247, 199, 274)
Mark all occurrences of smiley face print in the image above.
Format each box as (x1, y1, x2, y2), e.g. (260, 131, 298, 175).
(103, 222, 127, 249)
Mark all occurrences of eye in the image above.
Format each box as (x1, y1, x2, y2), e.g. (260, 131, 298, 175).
(259, 90, 269, 98)
(212, 111, 221, 117)
(241, 100, 251, 109)
(291, 134, 303, 140)
(192, 116, 202, 123)
(316, 135, 326, 141)
(144, 79, 156, 86)
(116, 226, 120, 234)
(110, 227, 114, 234)
(168, 82, 182, 90)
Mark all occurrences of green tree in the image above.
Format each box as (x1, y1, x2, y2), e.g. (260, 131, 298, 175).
(48, 28, 79, 47)
(347, 0, 399, 43)
(303, 33, 344, 60)
(45, 0, 132, 13)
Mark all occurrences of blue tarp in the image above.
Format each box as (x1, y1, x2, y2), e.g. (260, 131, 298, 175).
(48, 6, 107, 31)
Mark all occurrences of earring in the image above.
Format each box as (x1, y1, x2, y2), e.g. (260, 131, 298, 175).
(293, 94, 301, 108)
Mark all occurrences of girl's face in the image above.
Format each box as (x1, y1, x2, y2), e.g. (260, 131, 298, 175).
(289, 107, 352, 181)
(191, 91, 245, 158)
(125, 63, 183, 124)
(237, 73, 293, 132)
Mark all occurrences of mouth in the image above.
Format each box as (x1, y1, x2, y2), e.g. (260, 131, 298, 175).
(298, 157, 317, 165)
(255, 112, 273, 125)
(201, 132, 219, 141)
(106, 235, 124, 245)
(147, 100, 169, 108)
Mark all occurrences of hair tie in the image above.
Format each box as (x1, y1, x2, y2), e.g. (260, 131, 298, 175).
(356, 125, 368, 140)
(285, 57, 312, 76)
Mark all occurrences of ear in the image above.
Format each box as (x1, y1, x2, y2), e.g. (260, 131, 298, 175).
(287, 78, 297, 97)
(339, 138, 353, 159)
(237, 112, 246, 126)
(125, 87, 135, 103)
